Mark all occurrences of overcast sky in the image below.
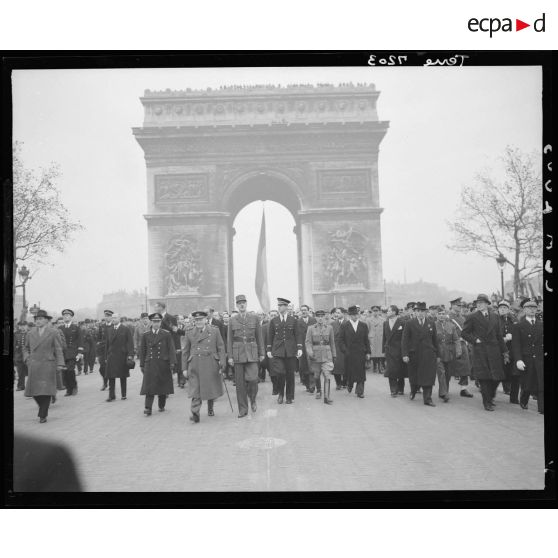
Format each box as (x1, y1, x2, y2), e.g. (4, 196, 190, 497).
(12, 66, 541, 313)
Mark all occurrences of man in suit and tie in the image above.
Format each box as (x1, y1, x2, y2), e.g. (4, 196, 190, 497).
(154, 301, 185, 389)
(340, 305, 371, 398)
(104, 312, 135, 402)
(401, 302, 439, 406)
(511, 298, 544, 414)
(266, 298, 304, 404)
(461, 294, 509, 411)
(227, 295, 265, 417)
(59, 309, 85, 396)
(382, 305, 407, 397)
(330, 308, 347, 390)
(297, 304, 317, 392)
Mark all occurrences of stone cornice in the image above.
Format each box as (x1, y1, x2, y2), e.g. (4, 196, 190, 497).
(144, 211, 231, 221)
(139, 84, 383, 128)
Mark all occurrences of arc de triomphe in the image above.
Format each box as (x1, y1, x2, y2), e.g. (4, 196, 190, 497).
(133, 83, 389, 312)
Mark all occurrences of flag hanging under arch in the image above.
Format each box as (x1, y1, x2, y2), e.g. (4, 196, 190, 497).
(255, 208, 270, 312)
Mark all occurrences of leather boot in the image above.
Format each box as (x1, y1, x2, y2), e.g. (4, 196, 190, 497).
(324, 379, 333, 405)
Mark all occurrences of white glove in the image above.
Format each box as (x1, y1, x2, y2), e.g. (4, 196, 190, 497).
(267, 351, 273, 359)
(296, 350, 303, 358)
(505, 333, 512, 342)
(516, 360, 525, 371)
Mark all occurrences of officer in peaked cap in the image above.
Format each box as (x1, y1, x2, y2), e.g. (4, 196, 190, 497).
(139, 312, 176, 416)
(59, 308, 84, 396)
(266, 297, 304, 404)
(305, 310, 336, 405)
(134, 312, 151, 357)
(182, 310, 226, 423)
(227, 295, 265, 417)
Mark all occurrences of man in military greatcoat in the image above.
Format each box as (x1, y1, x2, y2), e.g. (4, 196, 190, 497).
(305, 310, 336, 404)
(14, 321, 29, 391)
(297, 304, 317, 392)
(59, 309, 84, 396)
(104, 312, 135, 402)
(183, 311, 226, 423)
(139, 312, 176, 416)
(497, 300, 519, 402)
(340, 305, 371, 398)
(401, 302, 439, 406)
(511, 298, 544, 414)
(96, 309, 113, 390)
(227, 295, 265, 418)
(461, 294, 509, 411)
(266, 298, 304, 404)
(382, 305, 406, 397)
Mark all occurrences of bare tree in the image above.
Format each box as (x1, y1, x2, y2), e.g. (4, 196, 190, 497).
(13, 142, 83, 307)
(447, 146, 542, 298)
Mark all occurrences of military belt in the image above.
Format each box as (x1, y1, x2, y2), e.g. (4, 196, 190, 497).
(233, 337, 256, 342)
(312, 342, 328, 346)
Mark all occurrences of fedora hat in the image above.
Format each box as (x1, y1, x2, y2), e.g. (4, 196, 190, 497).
(34, 309, 52, 320)
(474, 293, 491, 305)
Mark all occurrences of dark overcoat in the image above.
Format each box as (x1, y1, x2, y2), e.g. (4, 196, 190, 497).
(447, 311, 471, 377)
(267, 315, 304, 358)
(58, 323, 84, 360)
(296, 316, 317, 373)
(499, 313, 519, 380)
(511, 317, 543, 393)
(105, 324, 135, 379)
(339, 319, 371, 384)
(183, 326, 226, 401)
(401, 317, 439, 386)
(23, 326, 65, 397)
(96, 322, 110, 361)
(161, 312, 183, 354)
(382, 317, 407, 379)
(139, 328, 176, 395)
(331, 319, 346, 375)
(461, 310, 507, 381)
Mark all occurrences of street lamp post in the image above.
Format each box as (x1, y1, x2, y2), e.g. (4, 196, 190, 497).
(16, 264, 30, 322)
(496, 253, 507, 300)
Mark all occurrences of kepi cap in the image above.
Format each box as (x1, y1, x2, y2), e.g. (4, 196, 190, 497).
(235, 294, 247, 303)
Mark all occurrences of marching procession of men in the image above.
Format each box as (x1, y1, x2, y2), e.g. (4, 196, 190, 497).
(14, 292, 544, 424)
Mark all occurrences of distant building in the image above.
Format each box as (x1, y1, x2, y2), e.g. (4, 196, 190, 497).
(96, 290, 147, 319)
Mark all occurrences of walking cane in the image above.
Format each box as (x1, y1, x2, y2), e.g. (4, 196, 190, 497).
(221, 370, 234, 413)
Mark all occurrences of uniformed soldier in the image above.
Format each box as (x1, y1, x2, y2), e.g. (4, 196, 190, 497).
(139, 312, 176, 416)
(511, 298, 544, 414)
(434, 307, 461, 402)
(305, 310, 336, 405)
(96, 309, 113, 390)
(266, 298, 304, 405)
(448, 297, 474, 398)
(82, 319, 96, 374)
(134, 312, 151, 356)
(182, 311, 226, 423)
(227, 295, 265, 418)
(297, 304, 317, 392)
(14, 321, 29, 391)
(59, 309, 84, 396)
